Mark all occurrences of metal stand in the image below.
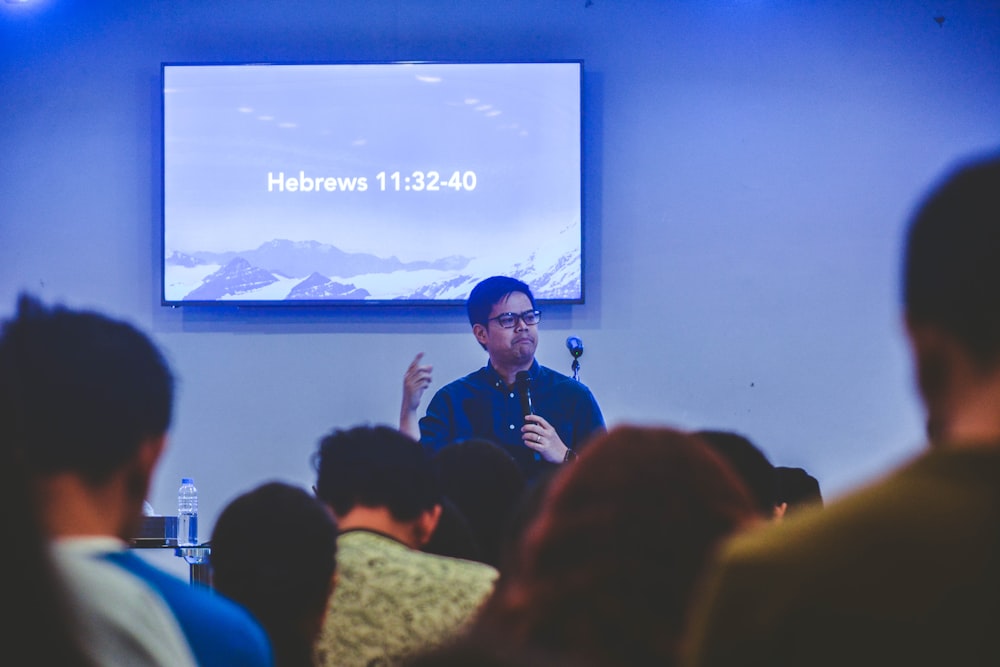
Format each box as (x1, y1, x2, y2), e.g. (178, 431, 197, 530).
(175, 545, 212, 587)
(128, 516, 211, 587)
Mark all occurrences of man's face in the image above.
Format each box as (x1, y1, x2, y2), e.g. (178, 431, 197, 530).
(473, 291, 538, 370)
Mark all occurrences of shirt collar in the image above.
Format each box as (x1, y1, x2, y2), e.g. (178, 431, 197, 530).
(53, 535, 129, 556)
(486, 359, 541, 390)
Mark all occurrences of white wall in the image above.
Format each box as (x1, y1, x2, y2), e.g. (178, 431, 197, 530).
(2, 0, 999, 533)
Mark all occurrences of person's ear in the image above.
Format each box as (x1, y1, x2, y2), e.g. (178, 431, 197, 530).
(473, 323, 488, 346)
(131, 434, 167, 500)
(773, 502, 788, 522)
(138, 434, 167, 472)
(120, 433, 168, 538)
(414, 504, 443, 547)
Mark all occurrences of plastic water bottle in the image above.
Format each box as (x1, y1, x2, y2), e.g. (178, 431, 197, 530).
(177, 478, 198, 547)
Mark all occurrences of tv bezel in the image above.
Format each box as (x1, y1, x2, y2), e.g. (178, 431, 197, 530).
(159, 59, 586, 309)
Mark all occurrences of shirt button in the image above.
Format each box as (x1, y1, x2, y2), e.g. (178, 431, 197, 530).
(509, 392, 515, 398)
(509, 424, 516, 430)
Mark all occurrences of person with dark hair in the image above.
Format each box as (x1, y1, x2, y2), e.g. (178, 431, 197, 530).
(212, 482, 338, 667)
(774, 466, 823, 515)
(1, 433, 94, 666)
(421, 496, 483, 562)
(312, 425, 498, 667)
(0, 295, 270, 667)
(473, 425, 758, 667)
(400, 276, 605, 481)
(433, 439, 527, 568)
(685, 154, 1000, 667)
(696, 430, 781, 520)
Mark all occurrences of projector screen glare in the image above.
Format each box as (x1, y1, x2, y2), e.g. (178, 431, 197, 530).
(161, 61, 583, 305)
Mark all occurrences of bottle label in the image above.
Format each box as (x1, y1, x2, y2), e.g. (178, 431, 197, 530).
(178, 513, 198, 547)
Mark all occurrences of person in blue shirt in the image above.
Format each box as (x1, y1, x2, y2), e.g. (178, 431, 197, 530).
(400, 276, 605, 481)
(0, 295, 273, 667)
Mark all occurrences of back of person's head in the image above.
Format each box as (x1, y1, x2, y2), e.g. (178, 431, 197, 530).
(904, 154, 1000, 369)
(212, 481, 337, 667)
(479, 425, 756, 666)
(695, 430, 776, 518)
(774, 466, 823, 515)
(422, 496, 482, 562)
(0, 294, 173, 484)
(313, 425, 440, 521)
(467, 276, 536, 327)
(434, 439, 527, 567)
(496, 466, 560, 575)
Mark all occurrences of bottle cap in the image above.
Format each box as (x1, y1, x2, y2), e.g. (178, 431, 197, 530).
(182, 478, 194, 484)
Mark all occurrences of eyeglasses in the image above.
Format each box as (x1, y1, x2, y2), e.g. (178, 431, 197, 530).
(488, 309, 542, 328)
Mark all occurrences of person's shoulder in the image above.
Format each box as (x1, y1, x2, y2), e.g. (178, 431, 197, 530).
(432, 364, 494, 395)
(336, 529, 412, 569)
(52, 540, 198, 667)
(53, 539, 180, 610)
(105, 552, 271, 663)
(401, 548, 499, 612)
(418, 548, 499, 584)
(321, 534, 496, 667)
(169, 580, 273, 666)
(335, 532, 497, 635)
(536, 364, 595, 394)
(536, 363, 569, 381)
(726, 446, 1000, 571)
(174, 574, 259, 622)
(341, 530, 497, 587)
(687, 448, 1000, 667)
(719, 449, 977, 570)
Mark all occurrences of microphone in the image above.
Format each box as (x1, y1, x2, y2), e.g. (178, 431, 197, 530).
(515, 370, 534, 418)
(515, 370, 540, 462)
(566, 336, 584, 359)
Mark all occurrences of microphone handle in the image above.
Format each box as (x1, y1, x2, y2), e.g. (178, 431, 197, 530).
(523, 385, 533, 416)
(515, 370, 539, 461)
(522, 385, 539, 462)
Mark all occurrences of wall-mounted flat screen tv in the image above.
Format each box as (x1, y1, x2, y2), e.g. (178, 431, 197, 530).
(162, 61, 583, 306)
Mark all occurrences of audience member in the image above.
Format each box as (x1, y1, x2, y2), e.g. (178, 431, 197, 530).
(474, 425, 758, 667)
(312, 425, 498, 667)
(696, 430, 782, 519)
(684, 154, 1000, 666)
(433, 438, 527, 568)
(0, 432, 93, 666)
(422, 496, 483, 562)
(0, 294, 271, 667)
(494, 465, 561, 574)
(774, 466, 823, 515)
(212, 482, 338, 667)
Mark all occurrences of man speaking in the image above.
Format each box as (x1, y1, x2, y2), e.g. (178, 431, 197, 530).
(400, 276, 605, 480)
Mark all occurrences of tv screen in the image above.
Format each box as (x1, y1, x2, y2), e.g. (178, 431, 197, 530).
(161, 61, 583, 306)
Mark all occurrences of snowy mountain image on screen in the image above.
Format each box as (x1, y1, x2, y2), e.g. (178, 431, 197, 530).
(286, 272, 370, 300)
(183, 258, 279, 301)
(164, 229, 580, 302)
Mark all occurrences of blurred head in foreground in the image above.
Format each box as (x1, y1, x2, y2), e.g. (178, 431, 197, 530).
(476, 425, 757, 666)
(212, 482, 338, 667)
